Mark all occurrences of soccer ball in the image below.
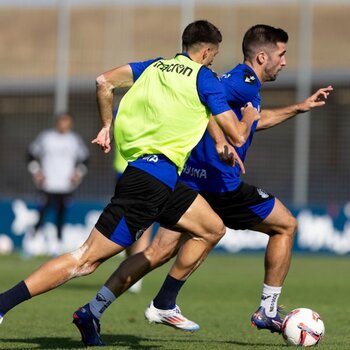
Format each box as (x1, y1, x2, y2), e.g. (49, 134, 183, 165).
(281, 308, 325, 347)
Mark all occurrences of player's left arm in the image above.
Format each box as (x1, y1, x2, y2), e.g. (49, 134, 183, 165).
(93, 64, 134, 153)
(207, 115, 246, 173)
(257, 85, 333, 131)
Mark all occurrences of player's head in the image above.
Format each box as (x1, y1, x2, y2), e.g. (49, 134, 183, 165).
(242, 24, 288, 82)
(182, 20, 222, 67)
(55, 112, 73, 133)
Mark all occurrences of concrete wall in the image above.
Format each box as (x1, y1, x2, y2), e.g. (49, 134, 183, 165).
(0, 3, 349, 80)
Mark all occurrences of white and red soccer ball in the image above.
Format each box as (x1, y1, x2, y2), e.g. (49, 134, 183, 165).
(281, 308, 325, 347)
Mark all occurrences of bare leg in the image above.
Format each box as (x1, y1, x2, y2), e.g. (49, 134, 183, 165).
(143, 195, 224, 328)
(124, 226, 153, 292)
(250, 198, 297, 328)
(252, 198, 297, 287)
(167, 194, 225, 280)
(125, 225, 153, 257)
(86, 194, 223, 314)
(103, 194, 223, 295)
(105, 227, 188, 295)
(0, 227, 124, 321)
(25, 227, 125, 296)
(141, 196, 224, 330)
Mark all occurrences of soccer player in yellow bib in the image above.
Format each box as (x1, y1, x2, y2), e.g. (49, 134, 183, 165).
(0, 21, 259, 347)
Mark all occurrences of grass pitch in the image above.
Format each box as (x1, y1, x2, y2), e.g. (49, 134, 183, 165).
(0, 253, 349, 349)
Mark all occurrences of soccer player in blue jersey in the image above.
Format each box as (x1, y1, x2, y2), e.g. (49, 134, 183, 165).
(143, 25, 332, 333)
(0, 20, 259, 344)
(142, 25, 332, 333)
(70, 24, 333, 344)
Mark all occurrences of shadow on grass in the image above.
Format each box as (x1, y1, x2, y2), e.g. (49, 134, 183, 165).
(0, 335, 159, 350)
(0, 334, 285, 349)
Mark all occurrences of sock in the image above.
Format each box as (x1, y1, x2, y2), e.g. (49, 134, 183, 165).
(88, 286, 116, 320)
(153, 274, 185, 310)
(260, 283, 282, 317)
(0, 281, 31, 316)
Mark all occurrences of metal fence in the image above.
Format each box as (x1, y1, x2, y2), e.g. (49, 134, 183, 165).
(0, 0, 349, 207)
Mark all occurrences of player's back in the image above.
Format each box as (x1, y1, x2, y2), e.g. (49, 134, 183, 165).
(115, 54, 210, 173)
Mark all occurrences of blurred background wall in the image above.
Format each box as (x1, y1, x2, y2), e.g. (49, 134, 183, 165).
(0, 0, 349, 206)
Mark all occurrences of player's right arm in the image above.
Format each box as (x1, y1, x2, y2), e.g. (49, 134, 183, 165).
(94, 64, 134, 153)
(207, 115, 246, 173)
(94, 58, 161, 153)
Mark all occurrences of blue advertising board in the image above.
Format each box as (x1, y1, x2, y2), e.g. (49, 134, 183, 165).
(0, 199, 349, 255)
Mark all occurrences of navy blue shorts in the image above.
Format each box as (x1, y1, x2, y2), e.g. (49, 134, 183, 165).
(200, 182, 275, 230)
(96, 166, 197, 247)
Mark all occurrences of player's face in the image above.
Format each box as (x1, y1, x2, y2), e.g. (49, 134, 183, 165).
(264, 42, 287, 81)
(203, 44, 219, 67)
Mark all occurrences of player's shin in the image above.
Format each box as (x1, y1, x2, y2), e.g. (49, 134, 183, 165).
(153, 235, 216, 311)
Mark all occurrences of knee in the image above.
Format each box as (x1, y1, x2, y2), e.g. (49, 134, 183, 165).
(69, 245, 101, 277)
(284, 215, 298, 240)
(143, 245, 173, 268)
(207, 221, 226, 246)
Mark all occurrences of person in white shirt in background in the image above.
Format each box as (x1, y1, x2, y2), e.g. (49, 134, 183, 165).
(27, 112, 89, 252)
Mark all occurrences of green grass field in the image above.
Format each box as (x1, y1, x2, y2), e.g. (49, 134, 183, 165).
(0, 253, 349, 350)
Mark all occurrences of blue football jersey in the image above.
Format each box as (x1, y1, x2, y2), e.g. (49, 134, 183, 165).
(180, 64, 261, 192)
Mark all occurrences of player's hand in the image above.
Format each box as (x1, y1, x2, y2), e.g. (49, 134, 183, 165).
(241, 102, 260, 121)
(298, 85, 333, 112)
(217, 144, 245, 174)
(92, 126, 111, 153)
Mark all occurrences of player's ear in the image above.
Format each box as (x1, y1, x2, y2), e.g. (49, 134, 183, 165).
(202, 46, 210, 60)
(256, 51, 267, 65)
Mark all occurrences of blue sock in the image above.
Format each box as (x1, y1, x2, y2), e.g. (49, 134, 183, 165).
(0, 281, 31, 315)
(153, 274, 185, 310)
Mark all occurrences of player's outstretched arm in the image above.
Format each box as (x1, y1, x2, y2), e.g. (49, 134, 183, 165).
(257, 85, 333, 131)
(93, 64, 134, 153)
(214, 102, 260, 148)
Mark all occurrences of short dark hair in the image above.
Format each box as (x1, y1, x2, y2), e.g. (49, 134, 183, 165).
(242, 24, 288, 60)
(182, 20, 222, 51)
